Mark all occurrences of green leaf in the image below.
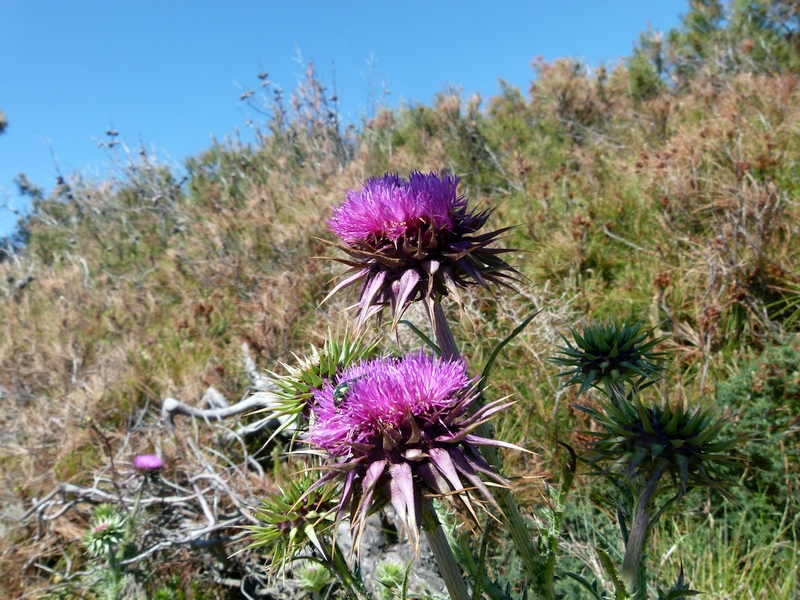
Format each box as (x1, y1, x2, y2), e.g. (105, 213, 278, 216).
(596, 547, 628, 599)
(563, 573, 605, 599)
(480, 311, 539, 395)
(634, 400, 657, 435)
(399, 320, 441, 356)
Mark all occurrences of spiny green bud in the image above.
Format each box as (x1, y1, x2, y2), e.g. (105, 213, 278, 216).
(260, 330, 380, 437)
(373, 558, 408, 599)
(295, 562, 333, 593)
(83, 504, 126, 558)
(577, 394, 746, 500)
(247, 476, 337, 576)
(270, 330, 379, 405)
(551, 320, 665, 398)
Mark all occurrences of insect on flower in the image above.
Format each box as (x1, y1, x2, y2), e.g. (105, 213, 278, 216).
(332, 374, 368, 407)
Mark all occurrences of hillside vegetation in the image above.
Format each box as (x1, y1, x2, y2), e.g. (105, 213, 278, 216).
(1, 1, 799, 598)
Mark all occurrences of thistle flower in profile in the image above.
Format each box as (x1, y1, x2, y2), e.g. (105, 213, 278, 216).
(133, 454, 164, 473)
(307, 350, 518, 553)
(326, 171, 518, 327)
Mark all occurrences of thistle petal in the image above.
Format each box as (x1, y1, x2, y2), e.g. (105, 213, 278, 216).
(389, 462, 420, 551)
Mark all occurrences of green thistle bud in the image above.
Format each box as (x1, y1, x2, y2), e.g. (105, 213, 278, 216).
(295, 562, 333, 593)
(552, 320, 665, 398)
(577, 395, 746, 500)
(262, 330, 380, 436)
(247, 476, 338, 575)
(83, 504, 126, 558)
(271, 331, 379, 405)
(373, 558, 409, 600)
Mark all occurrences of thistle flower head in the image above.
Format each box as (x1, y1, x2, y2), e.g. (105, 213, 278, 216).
(326, 171, 518, 327)
(133, 454, 164, 473)
(578, 395, 745, 501)
(307, 350, 518, 553)
(83, 504, 126, 558)
(552, 320, 665, 398)
(248, 476, 338, 576)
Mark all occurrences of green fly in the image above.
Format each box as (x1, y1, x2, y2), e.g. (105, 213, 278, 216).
(332, 375, 367, 408)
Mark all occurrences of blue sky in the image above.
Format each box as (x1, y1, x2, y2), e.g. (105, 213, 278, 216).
(0, 1, 688, 236)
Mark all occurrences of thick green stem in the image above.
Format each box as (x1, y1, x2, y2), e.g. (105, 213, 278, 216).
(324, 539, 372, 600)
(621, 470, 664, 594)
(107, 547, 121, 600)
(422, 497, 471, 600)
(428, 299, 542, 585)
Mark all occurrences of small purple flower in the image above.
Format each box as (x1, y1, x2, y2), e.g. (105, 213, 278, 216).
(326, 171, 517, 327)
(133, 454, 164, 473)
(307, 351, 519, 552)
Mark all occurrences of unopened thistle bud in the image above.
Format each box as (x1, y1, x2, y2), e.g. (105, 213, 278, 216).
(266, 331, 380, 436)
(580, 395, 745, 500)
(83, 504, 126, 558)
(552, 320, 665, 398)
(248, 477, 338, 575)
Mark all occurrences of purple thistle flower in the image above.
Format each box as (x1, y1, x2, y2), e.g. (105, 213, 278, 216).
(307, 350, 520, 553)
(326, 171, 518, 327)
(133, 454, 164, 473)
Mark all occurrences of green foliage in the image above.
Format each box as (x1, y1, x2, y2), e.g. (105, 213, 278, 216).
(667, 0, 800, 80)
(715, 342, 800, 515)
(628, 30, 667, 103)
(655, 566, 701, 599)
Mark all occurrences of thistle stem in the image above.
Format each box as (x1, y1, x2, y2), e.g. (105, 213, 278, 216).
(422, 497, 471, 600)
(323, 538, 372, 600)
(542, 453, 576, 600)
(428, 299, 543, 585)
(126, 479, 145, 538)
(107, 546, 121, 600)
(621, 469, 665, 594)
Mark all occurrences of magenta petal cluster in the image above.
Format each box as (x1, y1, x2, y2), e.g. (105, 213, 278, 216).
(329, 172, 461, 245)
(307, 350, 518, 552)
(133, 454, 164, 473)
(326, 171, 517, 327)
